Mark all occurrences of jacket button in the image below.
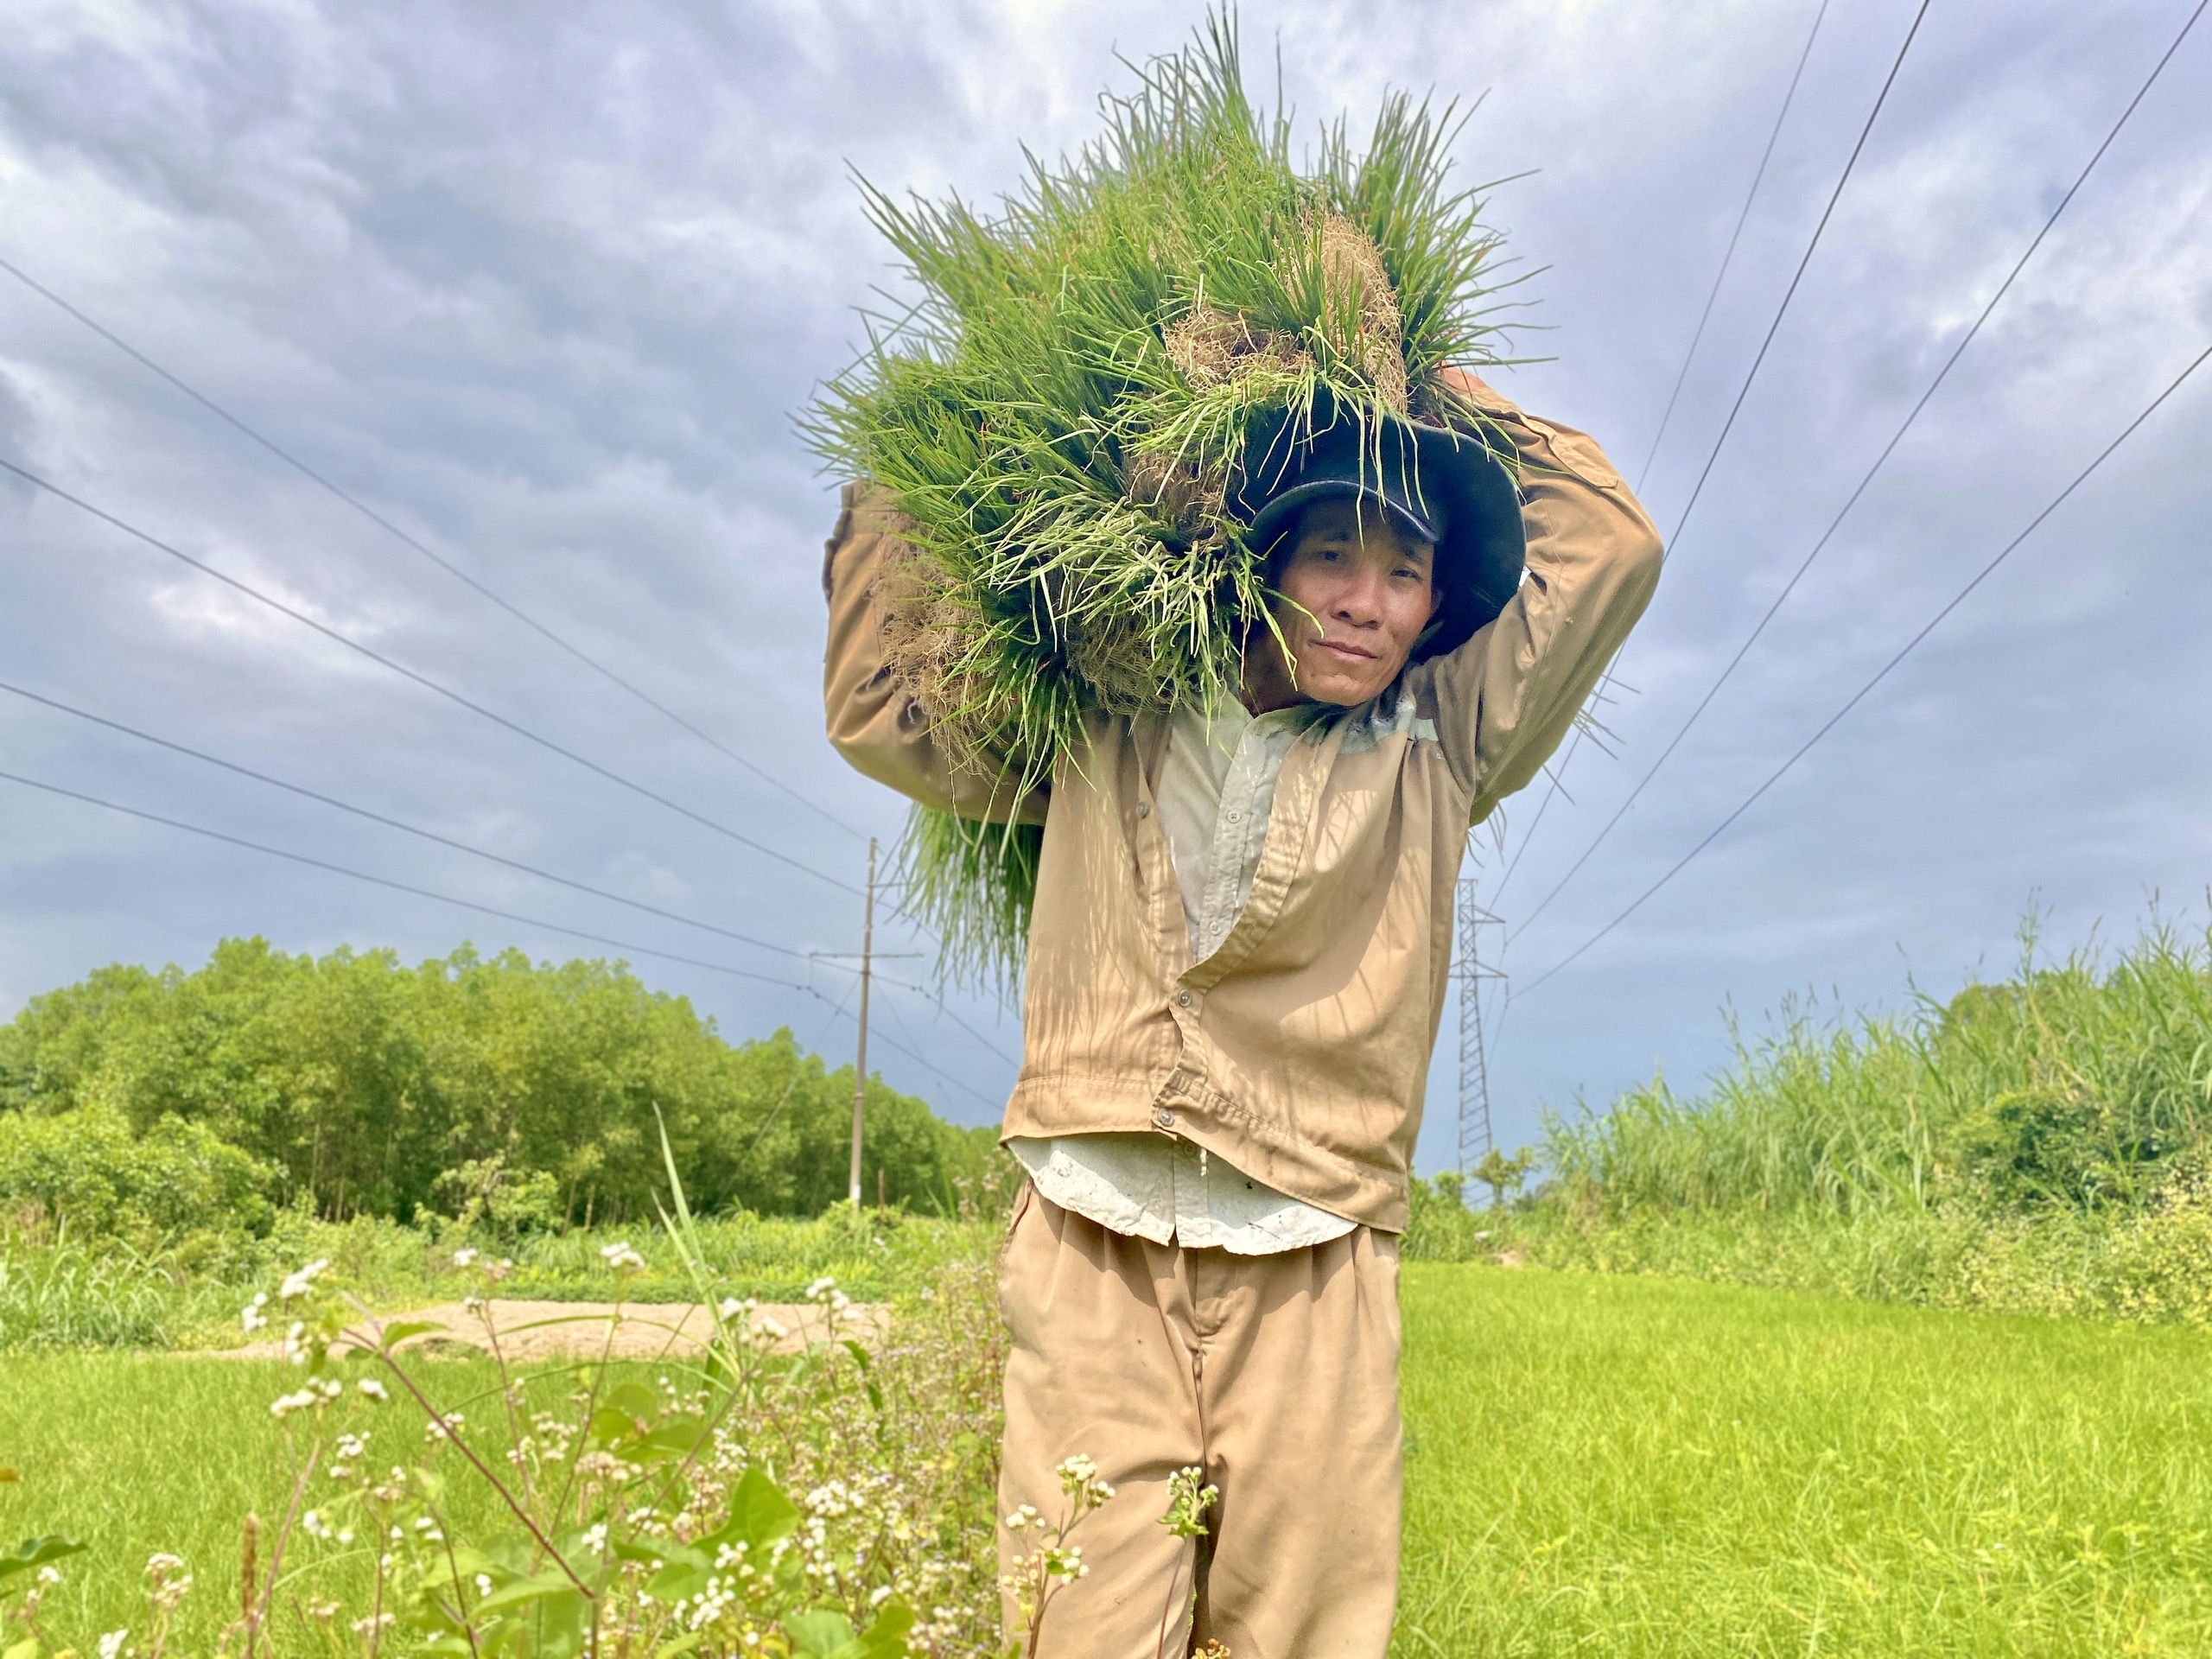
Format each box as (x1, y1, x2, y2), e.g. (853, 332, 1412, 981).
(1153, 1108, 1176, 1129)
(1135, 801, 1151, 818)
(1176, 990, 1192, 1008)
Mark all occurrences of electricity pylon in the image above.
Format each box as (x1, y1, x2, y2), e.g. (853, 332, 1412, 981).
(1453, 880, 1506, 1176)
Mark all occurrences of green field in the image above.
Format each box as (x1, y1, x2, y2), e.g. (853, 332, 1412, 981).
(1396, 1266, 2212, 1656)
(3, 1352, 525, 1643)
(9, 1265, 2211, 1656)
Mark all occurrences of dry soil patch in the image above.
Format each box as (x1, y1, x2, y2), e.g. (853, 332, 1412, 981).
(218, 1299, 887, 1361)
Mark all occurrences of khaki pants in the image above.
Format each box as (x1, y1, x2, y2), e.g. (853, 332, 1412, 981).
(999, 1185, 1403, 1658)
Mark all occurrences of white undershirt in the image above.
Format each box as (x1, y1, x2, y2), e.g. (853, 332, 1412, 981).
(1008, 699, 1357, 1254)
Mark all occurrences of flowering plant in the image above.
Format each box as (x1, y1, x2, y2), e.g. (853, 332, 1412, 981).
(2, 1130, 1003, 1657)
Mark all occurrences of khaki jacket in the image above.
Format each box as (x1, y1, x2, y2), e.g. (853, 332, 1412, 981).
(823, 385, 1662, 1230)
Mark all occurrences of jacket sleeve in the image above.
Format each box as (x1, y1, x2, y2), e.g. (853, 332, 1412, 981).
(1413, 386, 1664, 817)
(822, 482, 1050, 824)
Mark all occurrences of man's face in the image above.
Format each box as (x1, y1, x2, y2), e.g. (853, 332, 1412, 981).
(1249, 497, 1440, 709)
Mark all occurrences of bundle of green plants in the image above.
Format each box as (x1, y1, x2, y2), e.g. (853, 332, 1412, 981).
(807, 16, 1521, 976)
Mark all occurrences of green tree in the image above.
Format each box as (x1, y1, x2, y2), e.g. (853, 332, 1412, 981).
(0, 939, 1002, 1226)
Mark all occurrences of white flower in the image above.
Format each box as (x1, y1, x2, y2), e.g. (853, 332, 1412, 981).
(302, 1511, 329, 1539)
(99, 1630, 128, 1659)
(277, 1259, 330, 1302)
(357, 1378, 390, 1402)
(36, 1566, 62, 1587)
(144, 1554, 190, 1611)
(756, 1315, 789, 1343)
(600, 1241, 646, 1272)
(452, 1247, 479, 1268)
(805, 1275, 837, 1300)
(240, 1299, 268, 1334)
(270, 1388, 320, 1419)
(717, 1296, 755, 1322)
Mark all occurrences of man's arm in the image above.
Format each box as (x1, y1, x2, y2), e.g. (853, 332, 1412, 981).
(823, 482, 1050, 823)
(1414, 374, 1664, 815)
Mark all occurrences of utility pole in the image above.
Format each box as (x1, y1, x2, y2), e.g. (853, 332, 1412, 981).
(849, 836, 876, 1209)
(1453, 878, 1505, 1177)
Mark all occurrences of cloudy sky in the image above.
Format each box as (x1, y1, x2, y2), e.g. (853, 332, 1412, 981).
(3, 0, 2208, 1165)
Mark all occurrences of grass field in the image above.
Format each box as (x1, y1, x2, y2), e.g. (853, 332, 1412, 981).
(8, 1264, 2210, 1655)
(2, 1351, 524, 1645)
(1397, 1265, 2212, 1656)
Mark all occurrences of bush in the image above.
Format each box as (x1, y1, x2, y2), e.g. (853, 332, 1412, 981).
(0, 1108, 274, 1243)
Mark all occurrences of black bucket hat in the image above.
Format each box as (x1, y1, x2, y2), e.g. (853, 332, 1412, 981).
(1231, 398, 1525, 659)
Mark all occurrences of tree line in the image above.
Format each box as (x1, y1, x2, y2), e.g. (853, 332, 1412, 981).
(0, 937, 1005, 1227)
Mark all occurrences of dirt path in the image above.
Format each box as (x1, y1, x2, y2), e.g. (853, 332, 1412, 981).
(216, 1299, 887, 1361)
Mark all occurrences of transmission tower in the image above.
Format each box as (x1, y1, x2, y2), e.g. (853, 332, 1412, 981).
(1453, 879, 1506, 1176)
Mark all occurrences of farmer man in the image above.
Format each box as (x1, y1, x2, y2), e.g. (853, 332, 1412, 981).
(823, 366, 1661, 1656)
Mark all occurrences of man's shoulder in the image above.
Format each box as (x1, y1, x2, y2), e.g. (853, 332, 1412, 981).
(1332, 682, 1439, 755)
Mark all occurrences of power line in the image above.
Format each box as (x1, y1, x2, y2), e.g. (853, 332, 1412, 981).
(807, 985, 1000, 1111)
(1662, 0, 1932, 551)
(1511, 0, 2209, 940)
(1, 677, 1030, 1071)
(1637, 0, 1833, 494)
(872, 976, 1023, 1069)
(1, 766, 1009, 1103)
(0, 766, 810, 991)
(1490, 747, 1587, 906)
(0, 453, 864, 899)
(0, 251, 868, 843)
(1512, 337, 2212, 1000)
(0, 676, 815, 964)
(1491, 0, 1906, 905)
(745, 983, 857, 1158)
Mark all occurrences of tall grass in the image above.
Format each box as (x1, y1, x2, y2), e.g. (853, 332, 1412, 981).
(1414, 914, 2212, 1328)
(1543, 915, 2212, 1218)
(0, 1237, 236, 1351)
